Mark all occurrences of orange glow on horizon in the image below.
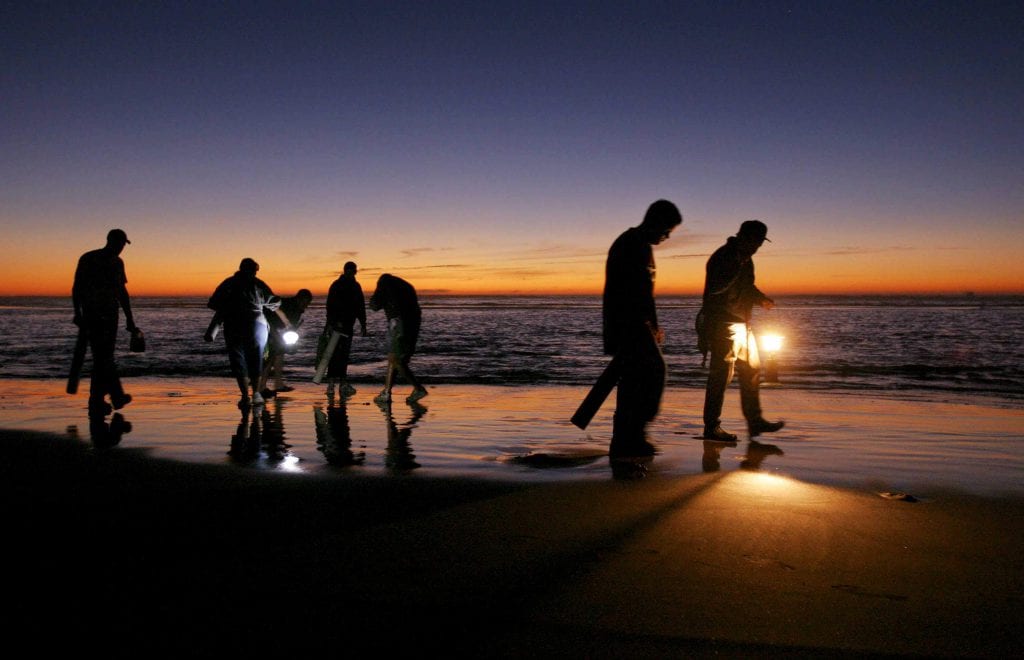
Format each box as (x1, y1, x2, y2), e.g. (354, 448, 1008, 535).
(2, 232, 1022, 297)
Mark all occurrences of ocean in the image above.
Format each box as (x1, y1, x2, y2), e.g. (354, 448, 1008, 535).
(2, 294, 1022, 401)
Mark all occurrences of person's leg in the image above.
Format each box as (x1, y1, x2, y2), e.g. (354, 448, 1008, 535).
(611, 332, 662, 456)
(224, 323, 251, 401)
(377, 318, 402, 403)
(702, 326, 736, 439)
(86, 318, 118, 414)
(737, 357, 785, 435)
(249, 322, 268, 402)
(736, 358, 762, 422)
(375, 356, 396, 403)
(637, 334, 666, 428)
(334, 333, 355, 395)
(395, 355, 427, 401)
(397, 318, 426, 400)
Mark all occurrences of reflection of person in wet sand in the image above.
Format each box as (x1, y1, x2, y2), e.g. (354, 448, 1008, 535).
(381, 401, 426, 471)
(740, 440, 784, 471)
(88, 413, 132, 449)
(368, 274, 428, 405)
(698, 220, 785, 442)
(313, 401, 366, 467)
(259, 398, 290, 464)
(602, 200, 683, 458)
(702, 439, 736, 472)
(228, 406, 260, 461)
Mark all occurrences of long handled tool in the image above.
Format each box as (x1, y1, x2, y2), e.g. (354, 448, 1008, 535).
(312, 328, 347, 384)
(570, 354, 621, 429)
(66, 327, 88, 394)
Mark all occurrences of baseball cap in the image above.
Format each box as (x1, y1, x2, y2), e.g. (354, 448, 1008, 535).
(107, 228, 130, 244)
(738, 220, 770, 242)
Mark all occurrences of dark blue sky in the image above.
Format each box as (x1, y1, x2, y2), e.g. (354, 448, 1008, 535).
(3, 1, 1022, 294)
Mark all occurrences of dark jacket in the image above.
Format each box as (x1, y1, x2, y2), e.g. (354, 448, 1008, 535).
(602, 227, 658, 355)
(208, 272, 281, 326)
(73, 247, 129, 320)
(369, 275, 421, 323)
(702, 237, 767, 324)
(326, 275, 366, 332)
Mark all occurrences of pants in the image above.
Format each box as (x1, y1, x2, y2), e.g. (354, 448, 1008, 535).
(85, 314, 125, 405)
(326, 328, 354, 380)
(224, 317, 268, 389)
(612, 329, 666, 443)
(703, 322, 762, 429)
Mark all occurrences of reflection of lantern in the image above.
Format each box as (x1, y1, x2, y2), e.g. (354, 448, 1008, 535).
(760, 333, 783, 382)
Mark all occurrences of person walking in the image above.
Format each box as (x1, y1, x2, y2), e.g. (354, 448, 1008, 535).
(602, 199, 682, 457)
(698, 220, 785, 441)
(72, 228, 141, 417)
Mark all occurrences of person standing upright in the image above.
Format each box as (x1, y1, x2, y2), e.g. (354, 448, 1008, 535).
(72, 228, 140, 417)
(699, 220, 784, 441)
(603, 199, 682, 457)
(323, 261, 367, 399)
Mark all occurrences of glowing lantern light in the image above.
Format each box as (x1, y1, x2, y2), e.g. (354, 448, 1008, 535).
(760, 333, 783, 383)
(282, 330, 300, 346)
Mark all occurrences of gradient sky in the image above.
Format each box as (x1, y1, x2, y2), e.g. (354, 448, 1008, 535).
(3, 1, 1022, 296)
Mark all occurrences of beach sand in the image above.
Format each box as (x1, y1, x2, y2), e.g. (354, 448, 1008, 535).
(3, 378, 1023, 656)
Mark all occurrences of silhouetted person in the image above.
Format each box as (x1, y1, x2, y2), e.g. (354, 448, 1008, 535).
(368, 273, 427, 404)
(205, 258, 292, 408)
(603, 199, 682, 457)
(260, 288, 313, 398)
(699, 220, 784, 441)
(323, 262, 368, 399)
(72, 228, 140, 417)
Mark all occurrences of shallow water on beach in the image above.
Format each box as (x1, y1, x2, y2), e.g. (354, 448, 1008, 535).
(2, 379, 1021, 497)
(2, 294, 1023, 399)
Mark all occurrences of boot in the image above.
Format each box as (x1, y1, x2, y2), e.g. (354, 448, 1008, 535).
(748, 418, 785, 437)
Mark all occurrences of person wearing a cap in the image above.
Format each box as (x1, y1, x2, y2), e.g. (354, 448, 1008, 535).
(205, 258, 292, 408)
(698, 219, 785, 442)
(72, 228, 139, 416)
(602, 199, 683, 458)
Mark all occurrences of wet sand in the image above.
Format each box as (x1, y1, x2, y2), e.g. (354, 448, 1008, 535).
(3, 379, 1023, 655)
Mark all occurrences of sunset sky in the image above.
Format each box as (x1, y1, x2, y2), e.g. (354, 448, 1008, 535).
(3, 1, 1022, 297)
